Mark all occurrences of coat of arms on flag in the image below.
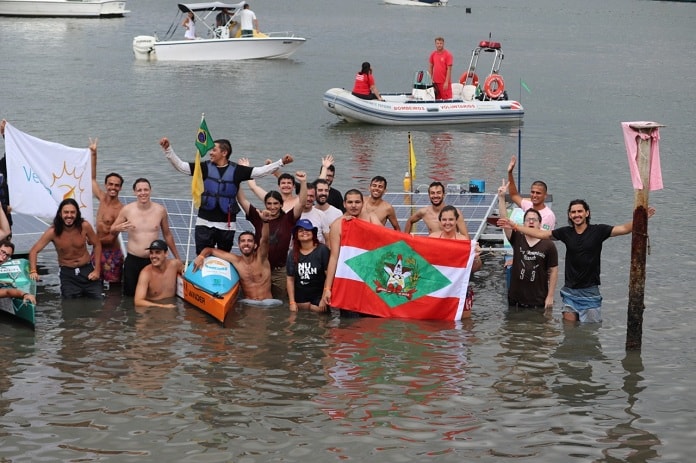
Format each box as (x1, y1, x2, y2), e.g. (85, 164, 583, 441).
(331, 219, 476, 321)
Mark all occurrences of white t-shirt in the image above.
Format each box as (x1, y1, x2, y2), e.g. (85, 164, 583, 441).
(520, 199, 556, 231)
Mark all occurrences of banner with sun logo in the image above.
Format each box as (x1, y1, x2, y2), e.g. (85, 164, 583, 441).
(332, 219, 477, 321)
(4, 122, 94, 224)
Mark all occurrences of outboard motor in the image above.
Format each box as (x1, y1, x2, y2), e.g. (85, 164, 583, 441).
(132, 36, 156, 60)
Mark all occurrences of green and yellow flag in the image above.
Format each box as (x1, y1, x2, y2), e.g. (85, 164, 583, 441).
(192, 116, 215, 208)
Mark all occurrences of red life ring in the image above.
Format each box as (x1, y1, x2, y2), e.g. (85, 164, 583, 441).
(484, 74, 505, 99)
(459, 71, 479, 86)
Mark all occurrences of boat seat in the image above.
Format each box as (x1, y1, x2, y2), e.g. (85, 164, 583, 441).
(451, 83, 464, 99)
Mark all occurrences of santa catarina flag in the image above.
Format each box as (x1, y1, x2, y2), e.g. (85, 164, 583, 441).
(331, 219, 477, 321)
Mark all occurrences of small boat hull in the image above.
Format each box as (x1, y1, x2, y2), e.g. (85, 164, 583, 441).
(0, 258, 37, 327)
(177, 257, 240, 323)
(384, 0, 447, 6)
(0, 0, 128, 17)
(323, 87, 523, 126)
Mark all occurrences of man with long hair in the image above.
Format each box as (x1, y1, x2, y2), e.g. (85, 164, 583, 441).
(29, 198, 102, 298)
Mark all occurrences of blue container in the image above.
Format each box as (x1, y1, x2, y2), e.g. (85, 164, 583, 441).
(469, 179, 485, 193)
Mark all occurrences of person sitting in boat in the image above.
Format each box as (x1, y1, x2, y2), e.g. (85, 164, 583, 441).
(194, 210, 282, 307)
(134, 240, 184, 309)
(182, 11, 196, 40)
(351, 62, 384, 101)
(286, 219, 330, 312)
(0, 240, 36, 306)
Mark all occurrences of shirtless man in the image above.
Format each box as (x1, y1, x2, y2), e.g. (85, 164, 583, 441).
(90, 138, 124, 288)
(111, 178, 180, 297)
(29, 198, 102, 299)
(322, 189, 378, 308)
(194, 209, 280, 304)
(363, 176, 400, 231)
(134, 240, 184, 308)
(403, 181, 469, 237)
(247, 172, 298, 213)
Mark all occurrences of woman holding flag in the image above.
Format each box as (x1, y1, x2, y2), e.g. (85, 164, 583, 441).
(159, 118, 293, 254)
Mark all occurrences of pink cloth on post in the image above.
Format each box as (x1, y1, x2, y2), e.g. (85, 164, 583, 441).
(621, 122, 663, 191)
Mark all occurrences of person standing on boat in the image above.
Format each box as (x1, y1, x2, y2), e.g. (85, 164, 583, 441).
(159, 137, 293, 255)
(507, 155, 556, 231)
(29, 198, 102, 299)
(182, 10, 196, 40)
(429, 36, 453, 100)
(498, 200, 655, 323)
(194, 210, 281, 305)
(428, 205, 482, 318)
(286, 219, 330, 312)
(134, 240, 184, 308)
(351, 62, 384, 101)
(403, 181, 469, 237)
(498, 182, 558, 310)
(110, 178, 180, 297)
(90, 139, 125, 289)
(233, 3, 258, 38)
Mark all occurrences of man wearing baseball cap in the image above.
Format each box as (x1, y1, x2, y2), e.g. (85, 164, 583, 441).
(134, 239, 184, 308)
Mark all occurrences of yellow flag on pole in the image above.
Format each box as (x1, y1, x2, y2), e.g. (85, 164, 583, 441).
(408, 132, 417, 181)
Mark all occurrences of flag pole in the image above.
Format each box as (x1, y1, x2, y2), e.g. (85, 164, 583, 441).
(184, 113, 205, 266)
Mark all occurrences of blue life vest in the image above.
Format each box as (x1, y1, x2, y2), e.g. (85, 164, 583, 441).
(200, 161, 237, 212)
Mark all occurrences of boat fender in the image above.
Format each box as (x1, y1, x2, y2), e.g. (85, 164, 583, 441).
(484, 74, 505, 99)
(459, 72, 479, 86)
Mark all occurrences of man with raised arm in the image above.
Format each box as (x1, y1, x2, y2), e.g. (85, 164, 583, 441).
(506, 155, 556, 231)
(498, 199, 655, 323)
(89, 138, 125, 288)
(403, 181, 469, 237)
(194, 210, 281, 305)
(29, 199, 102, 299)
(111, 178, 180, 297)
(318, 155, 345, 212)
(160, 137, 292, 254)
(363, 175, 401, 231)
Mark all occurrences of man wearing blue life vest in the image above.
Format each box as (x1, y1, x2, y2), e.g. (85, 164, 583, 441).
(160, 137, 293, 254)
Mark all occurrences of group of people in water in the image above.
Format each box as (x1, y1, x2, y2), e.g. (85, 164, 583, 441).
(0, 116, 654, 323)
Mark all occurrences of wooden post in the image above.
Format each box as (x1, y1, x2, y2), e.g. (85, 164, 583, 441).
(626, 122, 663, 351)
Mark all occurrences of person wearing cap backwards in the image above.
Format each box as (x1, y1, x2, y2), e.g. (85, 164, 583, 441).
(194, 208, 282, 306)
(286, 219, 329, 312)
(134, 240, 185, 308)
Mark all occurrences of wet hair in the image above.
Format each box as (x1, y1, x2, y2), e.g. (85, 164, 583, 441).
(344, 189, 363, 201)
(370, 175, 387, 188)
(105, 172, 124, 186)
(264, 190, 284, 206)
(429, 181, 445, 193)
(277, 172, 296, 188)
(360, 62, 371, 75)
(0, 239, 15, 253)
(524, 208, 542, 223)
(132, 177, 151, 190)
(567, 199, 591, 225)
(214, 139, 232, 160)
(237, 231, 257, 245)
(54, 198, 83, 236)
(438, 204, 460, 221)
(531, 180, 548, 193)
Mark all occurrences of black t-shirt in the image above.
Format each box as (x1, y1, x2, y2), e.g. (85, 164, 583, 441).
(552, 224, 613, 289)
(328, 187, 344, 212)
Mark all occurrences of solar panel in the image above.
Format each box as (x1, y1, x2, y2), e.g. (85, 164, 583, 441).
(11, 192, 499, 258)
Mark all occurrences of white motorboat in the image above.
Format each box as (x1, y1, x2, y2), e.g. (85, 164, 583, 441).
(323, 39, 524, 126)
(133, 2, 306, 62)
(0, 0, 128, 17)
(384, 0, 447, 6)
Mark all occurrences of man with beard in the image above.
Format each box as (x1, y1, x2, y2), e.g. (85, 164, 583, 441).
(134, 240, 184, 308)
(319, 155, 345, 212)
(194, 209, 281, 305)
(29, 198, 102, 299)
(298, 182, 330, 244)
(403, 181, 469, 237)
(90, 138, 125, 288)
(314, 179, 342, 226)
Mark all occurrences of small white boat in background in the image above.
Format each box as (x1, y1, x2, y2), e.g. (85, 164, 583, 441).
(0, 0, 128, 17)
(323, 39, 524, 126)
(384, 0, 447, 6)
(133, 2, 306, 62)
